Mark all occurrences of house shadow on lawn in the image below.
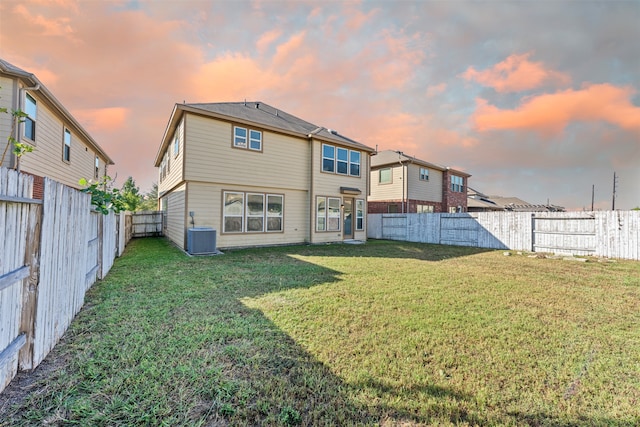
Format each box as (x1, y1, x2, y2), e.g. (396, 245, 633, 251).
(285, 238, 498, 262)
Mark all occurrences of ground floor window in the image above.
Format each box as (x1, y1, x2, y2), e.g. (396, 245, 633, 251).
(316, 196, 341, 232)
(355, 199, 364, 230)
(223, 191, 283, 233)
(417, 204, 434, 213)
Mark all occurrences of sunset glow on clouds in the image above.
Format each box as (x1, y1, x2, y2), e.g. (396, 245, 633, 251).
(1, 0, 638, 209)
(473, 84, 640, 135)
(461, 53, 571, 93)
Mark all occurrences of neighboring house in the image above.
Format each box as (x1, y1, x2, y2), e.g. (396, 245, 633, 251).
(467, 188, 565, 212)
(0, 59, 113, 198)
(154, 101, 376, 251)
(368, 150, 470, 214)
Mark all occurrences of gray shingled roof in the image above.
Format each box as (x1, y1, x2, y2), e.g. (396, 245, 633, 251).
(0, 58, 30, 76)
(185, 101, 373, 151)
(371, 149, 471, 177)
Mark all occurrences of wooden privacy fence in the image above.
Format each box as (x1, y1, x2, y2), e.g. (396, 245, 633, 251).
(0, 167, 124, 394)
(129, 210, 164, 238)
(368, 211, 640, 260)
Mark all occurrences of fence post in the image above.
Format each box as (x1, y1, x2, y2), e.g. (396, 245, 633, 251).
(18, 199, 43, 370)
(97, 213, 104, 279)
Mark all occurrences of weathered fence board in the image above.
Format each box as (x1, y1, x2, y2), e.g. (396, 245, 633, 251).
(0, 168, 34, 392)
(381, 215, 407, 240)
(31, 179, 91, 369)
(368, 211, 640, 260)
(1, 167, 125, 393)
(131, 211, 164, 237)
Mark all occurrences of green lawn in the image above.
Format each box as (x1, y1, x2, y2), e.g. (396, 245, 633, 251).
(2, 238, 639, 426)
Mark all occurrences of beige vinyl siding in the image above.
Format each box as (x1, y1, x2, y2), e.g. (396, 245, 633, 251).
(18, 90, 100, 188)
(312, 140, 367, 196)
(163, 183, 187, 249)
(407, 164, 443, 203)
(187, 182, 308, 249)
(0, 76, 15, 169)
(159, 118, 184, 193)
(311, 140, 369, 244)
(184, 114, 309, 191)
(369, 165, 404, 201)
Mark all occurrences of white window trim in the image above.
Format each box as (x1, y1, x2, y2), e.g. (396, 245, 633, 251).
(322, 143, 361, 177)
(24, 93, 37, 142)
(223, 191, 284, 234)
(223, 191, 245, 233)
(420, 167, 429, 181)
(336, 147, 348, 175)
(316, 196, 342, 232)
(355, 199, 365, 231)
(246, 193, 265, 233)
(266, 194, 284, 232)
(233, 126, 247, 148)
(249, 129, 262, 151)
(63, 128, 71, 163)
(322, 144, 335, 173)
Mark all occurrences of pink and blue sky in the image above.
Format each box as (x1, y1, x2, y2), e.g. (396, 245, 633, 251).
(1, 0, 638, 209)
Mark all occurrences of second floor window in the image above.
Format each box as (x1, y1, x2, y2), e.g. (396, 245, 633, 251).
(322, 144, 361, 177)
(419, 167, 429, 181)
(24, 93, 37, 141)
(451, 175, 464, 192)
(63, 129, 71, 162)
(379, 168, 392, 184)
(173, 135, 179, 156)
(234, 126, 262, 151)
(94, 156, 100, 178)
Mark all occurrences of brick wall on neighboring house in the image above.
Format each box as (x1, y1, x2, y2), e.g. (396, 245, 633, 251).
(442, 171, 468, 212)
(20, 171, 45, 199)
(368, 200, 402, 213)
(368, 199, 445, 213)
(407, 200, 443, 213)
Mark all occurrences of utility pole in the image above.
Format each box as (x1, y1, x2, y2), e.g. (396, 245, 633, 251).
(612, 172, 618, 210)
(591, 184, 594, 211)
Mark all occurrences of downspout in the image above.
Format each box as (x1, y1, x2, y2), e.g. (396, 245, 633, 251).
(308, 134, 314, 244)
(398, 153, 404, 214)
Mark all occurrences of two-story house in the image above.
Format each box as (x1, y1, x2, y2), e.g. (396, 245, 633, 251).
(154, 101, 376, 251)
(368, 150, 470, 214)
(0, 59, 113, 198)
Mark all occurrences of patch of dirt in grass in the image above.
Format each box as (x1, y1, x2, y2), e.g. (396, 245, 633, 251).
(0, 341, 71, 420)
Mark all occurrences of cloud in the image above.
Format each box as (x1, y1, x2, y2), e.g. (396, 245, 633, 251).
(461, 52, 571, 92)
(426, 83, 447, 98)
(12, 4, 79, 41)
(472, 83, 640, 135)
(256, 29, 283, 54)
(74, 107, 130, 132)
